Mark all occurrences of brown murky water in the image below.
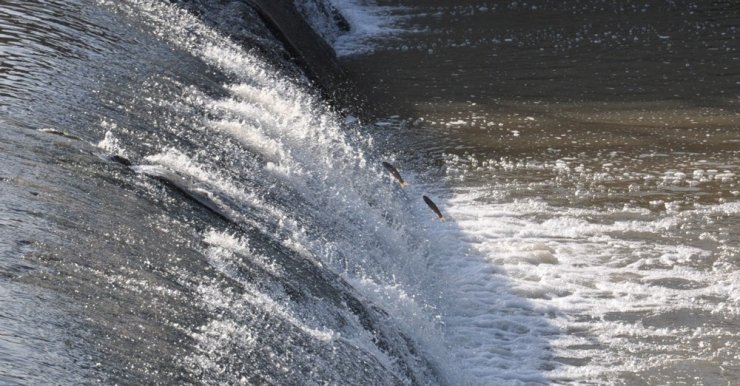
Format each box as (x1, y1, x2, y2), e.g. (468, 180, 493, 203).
(340, 1, 740, 384)
(344, 1, 739, 153)
(1, 0, 737, 383)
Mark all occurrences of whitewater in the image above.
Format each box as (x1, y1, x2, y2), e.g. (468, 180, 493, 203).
(1, 0, 738, 385)
(95, 1, 557, 382)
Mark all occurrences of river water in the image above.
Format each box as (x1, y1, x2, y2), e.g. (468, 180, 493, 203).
(0, 0, 738, 384)
(338, 0, 740, 384)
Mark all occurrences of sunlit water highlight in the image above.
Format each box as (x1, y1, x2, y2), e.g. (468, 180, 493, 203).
(332, 0, 739, 383)
(1, 0, 738, 384)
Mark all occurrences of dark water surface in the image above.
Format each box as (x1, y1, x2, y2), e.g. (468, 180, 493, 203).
(1, 0, 738, 384)
(344, 0, 739, 156)
(340, 0, 739, 384)
(1, 0, 446, 384)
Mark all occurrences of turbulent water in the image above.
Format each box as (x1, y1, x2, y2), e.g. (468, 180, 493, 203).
(338, 0, 740, 384)
(1, 0, 738, 385)
(1, 0, 444, 384)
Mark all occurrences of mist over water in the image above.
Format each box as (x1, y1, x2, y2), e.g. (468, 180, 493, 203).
(0, 0, 738, 385)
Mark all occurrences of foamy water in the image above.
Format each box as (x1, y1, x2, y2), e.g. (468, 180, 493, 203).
(332, 3, 739, 380)
(136, 0, 737, 382)
(441, 189, 738, 381)
(4, 0, 736, 384)
(91, 1, 591, 383)
(91, 1, 491, 383)
(320, 0, 404, 56)
(396, 146, 739, 383)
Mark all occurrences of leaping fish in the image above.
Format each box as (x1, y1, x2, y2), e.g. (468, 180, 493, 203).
(382, 161, 407, 187)
(422, 195, 445, 221)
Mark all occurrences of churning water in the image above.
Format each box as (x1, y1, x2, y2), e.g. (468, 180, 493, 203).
(1, 0, 738, 385)
(339, 0, 739, 384)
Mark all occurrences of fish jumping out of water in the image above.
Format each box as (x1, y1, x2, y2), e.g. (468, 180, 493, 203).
(422, 195, 445, 221)
(382, 161, 407, 187)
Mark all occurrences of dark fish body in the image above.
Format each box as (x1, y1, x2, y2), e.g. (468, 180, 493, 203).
(137, 168, 234, 225)
(382, 161, 406, 187)
(109, 154, 132, 167)
(422, 195, 445, 221)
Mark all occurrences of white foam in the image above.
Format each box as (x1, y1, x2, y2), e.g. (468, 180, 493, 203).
(328, 0, 403, 56)
(97, 1, 448, 379)
(203, 229, 283, 277)
(140, 148, 324, 264)
(95, 0, 740, 383)
(434, 186, 740, 382)
(96, 124, 128, 157)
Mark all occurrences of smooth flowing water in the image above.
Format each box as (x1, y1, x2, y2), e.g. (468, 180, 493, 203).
(0, 0, 738, 385)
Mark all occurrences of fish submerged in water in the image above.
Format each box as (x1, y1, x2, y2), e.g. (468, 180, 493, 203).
(382, 161, 407, 187)
(108, 154, 132, 167)
(38, 128, 82, 141)
(422, 195, 445, 221)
